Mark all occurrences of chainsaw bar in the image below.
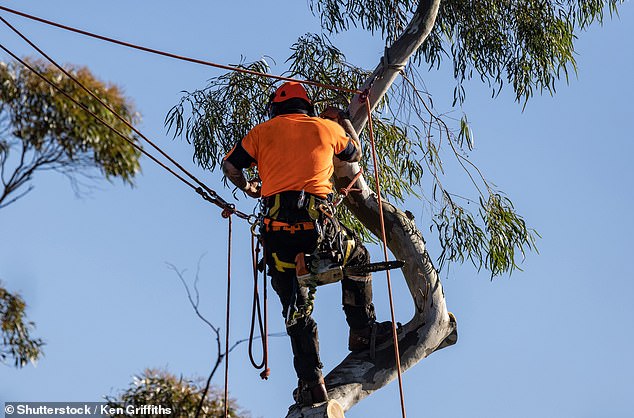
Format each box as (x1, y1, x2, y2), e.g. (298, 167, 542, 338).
(344, 260, 405, 276)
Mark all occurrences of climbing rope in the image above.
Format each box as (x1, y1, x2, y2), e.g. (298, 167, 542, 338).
(334, 167, 365, 207)
(365, 98, 407, 418)
(223, 213, 233, 418)
(261, 245, 270, 380)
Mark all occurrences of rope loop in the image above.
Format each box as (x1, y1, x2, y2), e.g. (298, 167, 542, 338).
(359, 88, 370, 103)
(221, 207, 233, 219)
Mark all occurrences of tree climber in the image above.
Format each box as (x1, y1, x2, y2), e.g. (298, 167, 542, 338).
(222, 81, 392, 407)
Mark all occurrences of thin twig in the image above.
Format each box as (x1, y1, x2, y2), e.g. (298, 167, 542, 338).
(167, 260, 285, 418)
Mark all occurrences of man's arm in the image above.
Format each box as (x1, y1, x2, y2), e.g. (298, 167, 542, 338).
(223, 139, 261, 199)
(222, 160, 261, 198)
(339, 118, 361, 162)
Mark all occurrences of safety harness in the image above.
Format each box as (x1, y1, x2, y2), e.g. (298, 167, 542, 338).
(253, 188, 404, 330)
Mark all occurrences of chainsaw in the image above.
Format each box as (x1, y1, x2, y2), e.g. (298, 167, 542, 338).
(295, 251, 404, 288)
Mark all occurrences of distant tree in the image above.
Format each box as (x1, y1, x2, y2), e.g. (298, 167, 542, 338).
(105, 369, 249, 418)
(0, 282, 43, 368)
(0, 58, 141, 370)
(166, 0, 625, 414)
(0, 58, 141, 209)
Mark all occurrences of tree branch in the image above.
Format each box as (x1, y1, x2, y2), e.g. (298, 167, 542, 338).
(348, 0, 442, 132)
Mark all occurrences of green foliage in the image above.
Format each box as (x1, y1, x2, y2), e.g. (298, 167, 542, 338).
(311, 0, 624, 104)
(433, 193, 538, 278)
(308, 0, 418, 42)
(481, 193, 539, 276)
(165, 59, 273, 172)
(0, 283, 44, 368)
(167, 1, 622, 277)
(287, 33, 370, 107)
(105, 369, 249, 418)
(0, 59, 141, 208)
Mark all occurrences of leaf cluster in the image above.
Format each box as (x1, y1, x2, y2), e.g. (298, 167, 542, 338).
(433, 192, 538, 278)
(0, 59, 141, 207)
(105, 368, 249, 418)
(308, 0, 418, 43)
(0, 283, 44, 368)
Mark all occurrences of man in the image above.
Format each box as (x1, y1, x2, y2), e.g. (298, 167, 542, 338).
(222, 81, 391, 406)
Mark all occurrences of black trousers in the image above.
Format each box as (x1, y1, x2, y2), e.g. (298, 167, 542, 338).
(262, 211, 376, 383)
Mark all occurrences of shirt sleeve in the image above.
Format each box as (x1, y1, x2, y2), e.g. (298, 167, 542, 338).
(335, 140, 357, 161)
(224, 128, 258, 169)
(327, 120, 357, 161)
(330, 123, 351, 155)
(224, 139, 255, 169)
(241, 127, 258, 161)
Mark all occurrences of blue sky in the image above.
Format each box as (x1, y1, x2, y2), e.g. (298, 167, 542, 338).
(1, 1, 633, 417)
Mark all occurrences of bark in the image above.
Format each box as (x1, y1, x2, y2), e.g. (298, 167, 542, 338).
(286, 0, 457, 416)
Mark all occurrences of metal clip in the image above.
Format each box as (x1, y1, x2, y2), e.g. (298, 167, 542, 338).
(297, 190, 306, 209)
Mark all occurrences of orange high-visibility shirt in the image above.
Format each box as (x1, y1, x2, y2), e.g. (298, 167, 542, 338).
(229, 114, 352, 198)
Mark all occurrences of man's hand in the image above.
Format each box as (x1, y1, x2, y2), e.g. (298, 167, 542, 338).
(223, 160, 261, 198)
(243, 180, 261, 199)
(320, 106, 347, 124)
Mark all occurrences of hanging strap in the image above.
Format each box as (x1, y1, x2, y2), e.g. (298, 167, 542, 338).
(248, 234, 270, 379)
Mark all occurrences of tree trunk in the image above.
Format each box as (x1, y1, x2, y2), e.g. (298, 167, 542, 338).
(286, 0, 457, 416)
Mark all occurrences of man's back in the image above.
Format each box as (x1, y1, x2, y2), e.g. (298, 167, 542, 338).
(242, 113, 351, 198)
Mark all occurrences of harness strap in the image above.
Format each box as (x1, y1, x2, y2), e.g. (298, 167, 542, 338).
(271, 252, 297, 272)
(263, 218, 315, 233)
(264, 192, 329, 221)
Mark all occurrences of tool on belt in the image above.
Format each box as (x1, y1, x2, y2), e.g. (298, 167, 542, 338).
(295, 251, 404, 288)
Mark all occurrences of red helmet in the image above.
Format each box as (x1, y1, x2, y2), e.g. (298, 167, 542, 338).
(271, 81, 311, 104)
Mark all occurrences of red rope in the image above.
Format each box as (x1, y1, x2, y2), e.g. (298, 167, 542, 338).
(365, 98, 407, 418)
(0, 5, 363, 96)
(224, 215, 233, 418)
(340, 168, 364, 197)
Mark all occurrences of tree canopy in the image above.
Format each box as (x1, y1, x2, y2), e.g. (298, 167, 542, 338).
(164, 0, 623, 278)
(105, 369, 249, 418)
(0, 59, 141, 208)
(311, 0, 621, 103)
(0, 282, 43, 368)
